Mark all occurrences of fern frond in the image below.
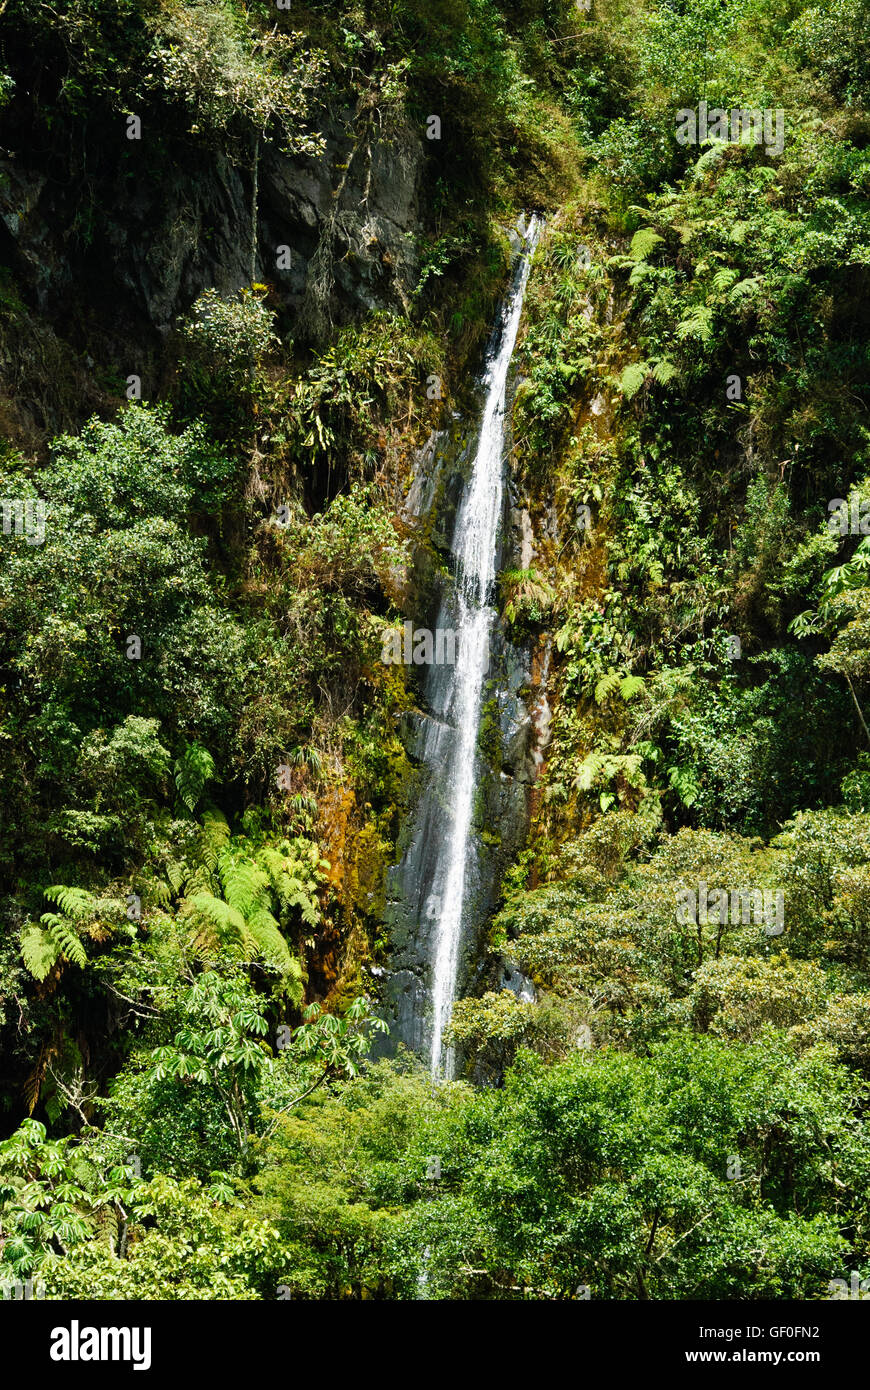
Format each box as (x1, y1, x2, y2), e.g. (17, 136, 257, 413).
(183, 863, 215, 897)
(22, 1065, 43, 1117)
(594, 670, 622, 705)
(245, 907, 294, 974)
(164, 860, 186, 896)
(39, 915, 87, 969)
(575, 752, 606, 791)
(21, 925, 60, 982)
(174, 742, 217, 813)
(711, 267, 738, 294)
(284, 881, 320, 927)
(43, 885, 95, 921)
(634, 739, 662, 763)
(188, 925, 218, 959)
(692, 143, 727, 181)
(728, 276, 762, 300)
(628, 260, 656, 288)
(218, 856, 270, 920)
(196, 809, 231, 873)
(619, 363, 647, 399)
(651, 358, 677, 386)
(151, 879, 173, 907)
(668, 763, 701, 808)
(258, 843, 323, 924)
(258, 845, 290, 893)
(619, 674, 645, 701)
(676, 305, 714, 343)
(187, 893, 246, 941)
(629, 228, 664, 262)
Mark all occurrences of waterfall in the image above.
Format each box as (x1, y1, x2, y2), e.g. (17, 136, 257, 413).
(425, 218, 541, 1077)
(379, 218, 541, 1077)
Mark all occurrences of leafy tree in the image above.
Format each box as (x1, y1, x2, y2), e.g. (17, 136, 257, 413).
(45, 1172, 280, 1300)
(255, 1037, 870, 1300)
(0, 1119, 138, 1282)
(791, 0, 870, 104)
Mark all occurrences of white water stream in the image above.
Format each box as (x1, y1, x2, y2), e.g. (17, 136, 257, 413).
(429, 219, 540, 1077)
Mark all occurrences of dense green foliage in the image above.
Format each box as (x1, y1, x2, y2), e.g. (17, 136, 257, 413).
(3, 0, 870, 1302)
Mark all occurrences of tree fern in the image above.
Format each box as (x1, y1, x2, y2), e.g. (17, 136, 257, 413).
(245, 908, 301, 997)
(218, 855, 269, 921)
(182, 809, 231, 897)
(173, 816, 321, 984)
(258, 844, 295, 903)
(187, 893, 247, 945)
(258, 841, 325, 926)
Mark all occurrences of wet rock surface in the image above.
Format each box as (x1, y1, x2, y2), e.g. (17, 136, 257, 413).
(375, 296, 550, 1062)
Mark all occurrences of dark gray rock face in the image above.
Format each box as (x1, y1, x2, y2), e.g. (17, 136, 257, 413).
(0, 108, 422, 420)
(289, 116, 422, 330)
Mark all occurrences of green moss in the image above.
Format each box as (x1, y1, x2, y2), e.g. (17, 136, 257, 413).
(476, 695, 503, 771)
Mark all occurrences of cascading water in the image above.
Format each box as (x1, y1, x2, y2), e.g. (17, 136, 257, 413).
(424, 218, 540, 1077)
(379, 218, 541, 1079)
